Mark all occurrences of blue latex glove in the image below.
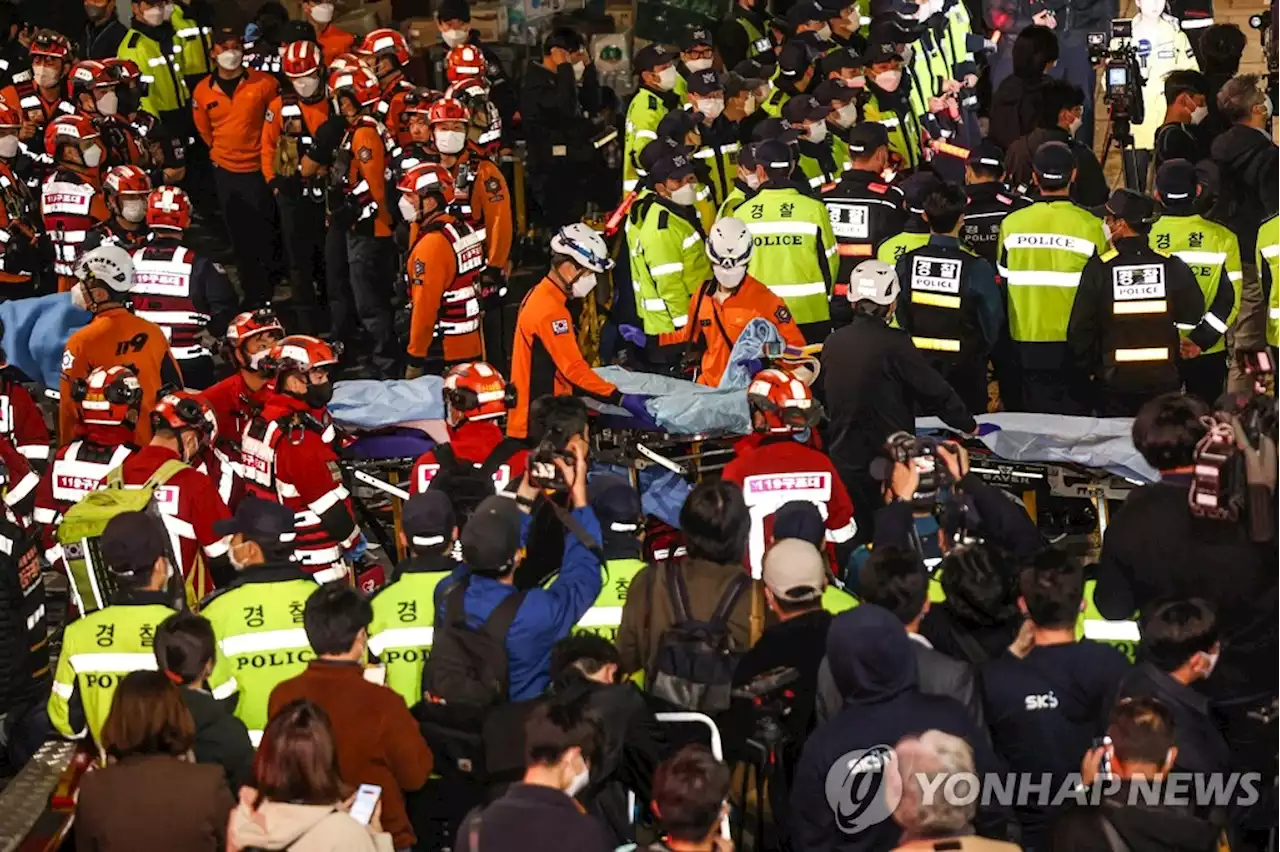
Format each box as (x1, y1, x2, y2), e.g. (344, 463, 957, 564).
(741, 358, 763, 376)
(344, 533, 369, 561)
(976, 422, 1001, 437)
(619, 324, 647, 347)
(620, 393, 660, 430)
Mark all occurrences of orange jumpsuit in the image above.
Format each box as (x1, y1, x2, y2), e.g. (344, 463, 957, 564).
(377, 76, 414, 150)
(315, 24, 356, 66)
(405, 214, 485, 365)
(191, 70, 280, 174)
(453, 146, 512, 272)
(659, 275, 807, 387)
(346, 121, 393, 238)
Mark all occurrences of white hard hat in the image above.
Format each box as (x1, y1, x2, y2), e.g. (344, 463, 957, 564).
(550, 222, 614, 273)
(848, 259, 900, 305)
(75, 244, 135, 293)
(707, 217, 753, 268)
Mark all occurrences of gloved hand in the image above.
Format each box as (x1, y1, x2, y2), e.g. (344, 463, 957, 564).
(741, 358, 763, 376)
(404, 363, 425, 380)
(620, 393, 660, 430)
(619, 324, 647, 347)
(345, 533, 369, 562)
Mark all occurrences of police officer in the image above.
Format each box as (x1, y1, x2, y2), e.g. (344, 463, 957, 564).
(876, 171, 941, 265)
(1260, 214, 1279, 352)
(719, 0, 779, 70)
(822, 122, 906, 301)
(575, 476, 647, 642)
(106, 57, 187, 188)
(861, 41, 922, 174)
(738, 138, 839, 342)
(815, 77, 860, 153)
(762, 41, 817, 118)
(171, 0, 215, 85)
(675, 25, 716, 97)
(623, 45, 682, 193)
(48, 512, 176, 743)
(118, 0, 192, 132)
(895, 182, 1003, 413)
(368, 491, 458, 707)
(201, 498, 320, 746)
(686, 69, 742, 210)
(1067, 189, 1204, 416)
(785, 93, 844, 193)
(960, 141, 1026, 266)
(998, 142, 1108, 414)
(1149, 159, 1241, 403)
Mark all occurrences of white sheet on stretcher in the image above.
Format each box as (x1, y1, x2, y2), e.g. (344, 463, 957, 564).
(917, 414, 1158, 483)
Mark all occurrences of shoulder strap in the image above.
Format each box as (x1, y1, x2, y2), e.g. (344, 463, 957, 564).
(710, 574, 749, 626)
(433, 441, 463, 474)
(666, 562, 692, 623)
(543, 498, 603, 560)
(104, 465, 126, 489)
(142, 458, 189, 491)
(481, 588, 528, 638)
(477, 438, 524, 480)
(1095, 808, 1132, 852)
(444, 574, 471, 624)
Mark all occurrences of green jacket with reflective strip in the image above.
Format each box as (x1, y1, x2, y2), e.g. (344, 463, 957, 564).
(573, 557, 647, 643)
(1149, 212, 1242, 355)
(623, 87, 677, 192)
(48, 590, 174, 743)
(796, 137, 851, 193)
(631, 198, 711, 334)
(1257, 215, 1279, 347)
(118, 28, 191, 117)
(862, 92, 922, 173)
(201, 565, 319, 741)
(877, 228, 931, 266)
(368, 555, 453, 707)
(739, 186, 839, 325)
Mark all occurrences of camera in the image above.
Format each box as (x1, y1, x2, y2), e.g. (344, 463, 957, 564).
(526, 396, 590, 493)
(527, 441, 575, 492)
(885, 431, 955, 512)
(1088, 20, 1145, 133)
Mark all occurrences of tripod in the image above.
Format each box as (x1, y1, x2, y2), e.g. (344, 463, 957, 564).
(1099, 113, 1149, 193)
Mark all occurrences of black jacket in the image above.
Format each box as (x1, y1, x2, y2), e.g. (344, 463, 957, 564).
(873, 473, 1044, 560)
(1210, 124, 1279, 258)
(519, 60, 603, 169)
(84, 17, 127, 60)
(919, 603, 1022, 667)
(1118, 663, 1232, 776)
(182, 687, 254, 794)
(729, 609, 832, 747)
(989, 74, 1049, 150)
(822, 313, 977, 480)
(0, 515, 47, 712)
(1005, 126, 1109, 207)
(459, 782, 615, 852)
(1049, 784, 1222, 852)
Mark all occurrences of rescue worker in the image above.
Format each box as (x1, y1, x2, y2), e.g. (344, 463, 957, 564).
(0, 327, 49, 465)
(862, 41, 922, 174)
(722, 367, 857, 577)
(431, 0, 517, 133)
(84, 0, 129, 60)
(718, 0, 780, 69)
(623, 44, 682, 193)
(241, 335, 360, 581)
(84, 164, 152, 253)
(103, 57, 187, 188)
(785, 94, 845, 193)
(59, 244, 184, 445)
(399, 162, 486, 377)
(201, 497, 319, 746)
(191, 25, 280, 310)
(622, 217, 806, 387)
(263, 39, 329, 326)
(368, 491, 457, 706)
(997, 141, 1108, 414)
(301, 0, 355, 66)
(204, 309, 285, 445)
(0, 102, 42, 299)
(1, 30, 75, 164)
(69, 60, 125, 138)
(34, 365, 141, 569)
(117, 0, 192, 131)
(737, 138, 839, 342)
(1150, 159, 1242, 403)
(444, 46, 503, 154)
(894, 182, 1003, 413)
(42, 113, 110, 293)
(1067, 189, 1205, 416)
(575, 475, 647, 642)
(131, 185, 238, 389)
(362, 28, 415, 150)
(0, 452, 48, 765)
(508, 224, 655, 440)
(1260, 214, 1279, 352)
(388, 88, 440, 183)
(960, 141, 1026, 266)
(47, 512, 176, 743)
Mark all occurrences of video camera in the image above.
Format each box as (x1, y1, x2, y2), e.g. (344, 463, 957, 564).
(885, 431, 955, 512)
(1248, 10, 1278, 110)
(1088, 20, 1145, 135)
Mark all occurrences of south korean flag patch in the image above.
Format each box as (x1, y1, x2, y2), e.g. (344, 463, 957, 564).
(551, 319, 571, 335)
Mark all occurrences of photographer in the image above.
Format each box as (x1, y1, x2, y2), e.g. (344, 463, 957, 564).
(918, 543, 1025, 666)
(1004, 78, 1108, 206)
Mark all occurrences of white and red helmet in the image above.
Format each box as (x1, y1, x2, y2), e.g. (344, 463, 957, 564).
(226, 309, 286, 370)
(746, 368, 823, 433)
(103, 164, 152, 199)
(29, 30, 72, 62)
(397, 162, 454, 200)
(328, 66, 382, 108)
(427, 96, 470, 126)
(150, 390, 218, 443)
(146, 186, 192, 232)
(266, 334, 341, 381)
(445, 44, 486, 83)
(443, 362, 512, 423)
(282, 40, 323, 77)
(359, 28, 411, 67)
(327, 52, 364, 73)
(74, 365, 143, 428)
(44, 113, 100, 156)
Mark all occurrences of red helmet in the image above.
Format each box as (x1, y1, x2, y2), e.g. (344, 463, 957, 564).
(73, 365, 142, 428)
(328, 66, 382, 108)
(70, 59, 112, 99)
(282, 40, 323, 77)
(44, 113, 100, 157)
(225, 308, 285, 370)
(746, 368, 823, 434)
(267, 334, 341, 378)
(150, 391, 217, 442)
(103, 57, 143, 85)
(427, 96, 470, 126)
(0, 102, 20, 129)
(146, 186, 192, 231)
(403, 87, 443, 117)
(397, 162, 454, 199)
(103, 165, 151, 198)
(445, 45, 487, 83)
(328, 52, 364, 73)
(443, 362, 511, 422)
(29, 29, 72, 62)
(359, 28, 411, 67)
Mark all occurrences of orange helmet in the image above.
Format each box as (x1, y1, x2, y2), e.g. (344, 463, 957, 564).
(70, 59, 112, 99)
(45, 113, 100, 157)
(72, 365, 142, 428)
(103, 57, 146, 96)
(225, 308, 285, 370)
(328, 52, 364, 73)
(397, 162, 454, 200)
(266, 334, 341, 378)
(746, 368, 824, 434)
(360, 28, 411, 67)
(443, 362, 512, 423)
(445, 44, 486, 83)
(150, 390, 217, 442)
(146, 186, 192, 232)
(0, 102, 20, 129)
(103, 165, 151, 198)
(427, 96, 470, 126)
(282, 40, 323, 77)
(403, 87, 442, 117)
(328, 66, 381, 108)
(29, 29, 72, 62)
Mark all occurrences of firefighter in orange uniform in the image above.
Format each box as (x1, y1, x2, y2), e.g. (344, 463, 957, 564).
(302, 0, 356, 66)
(0, 103, 42, 299)
(508, 224, 657, 440)
(389, 89, 443, 186)
(203, 309, 285, 445)
(1, 30, 76, 167)
(59, 244, 184, 445)
(399, 162, 486, 378)
(84, 164, 152, 253)
(361, 28, 414, 150)
(41, 114, 110, 293)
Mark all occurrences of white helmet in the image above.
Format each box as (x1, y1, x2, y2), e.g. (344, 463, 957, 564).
(847, 259, 900, 305)
(550, 223, 614, 273)
(75, 244, 135, 292)
(707, 217, 753, 268)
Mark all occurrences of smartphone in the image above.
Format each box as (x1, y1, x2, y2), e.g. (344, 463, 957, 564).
(1092, 736, 1113, 781)
(349, 784, 381, 826)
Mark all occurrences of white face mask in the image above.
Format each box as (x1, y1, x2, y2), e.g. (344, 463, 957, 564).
(713, 265, 747, 289)
(82, 144, 103, 168)
(875, 69, 902, 92)
(397, 195, 419, 222)
(441, 28, 469, 48)
(310, 2, 335, 23)
(696, 97, 724, 120)
(96, 90, 119, 115)
(571, 271, 598, 298)
(121, 198, 147, 222)
(71, 282, 89, 310)
(216, 50, 244, 71)
(32, 66, 60, 89)
(565, 763, 591, 798)
(293, 74, 321, 99)
(248, 348, 270, 370)
(686, 57, 713, 72)
(669, 182, 698, 206)
(1190, 104, 1208, 125)
(140, 5, 165, 26)
(656, 66, 679, 92)
(435, 129, 467, 154)
(743, 172, 762, 190)
(1201, 650, 1220, 677)
(805, 121, 828, 143)
(1068, 114, 1083, 135)
(831, 102, 859, 127)
(572, 60, 586, 82)
(1102, 221, 1114, 244)
(741, 94, 757, 115)
(0, 135, 18, 159)
(815, 23, 832, 41)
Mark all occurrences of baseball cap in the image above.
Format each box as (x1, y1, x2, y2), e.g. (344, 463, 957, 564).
(732, 58, 776, 80)
(786, 0, 828, 29)
(401, 490, 456, 548)
(686, 68, 725, 96)
(1154, 158, 1198, 205)
(650, 151, 697, 184)
(461, 494, 523, 573)
(678, 25, 714, 51)
(847, 121, 890, 154)
(436, 0, 472, 21)
(755, 138, 796, 174)
(1099, 188, 1156, 228)
(724, 71, 764, 99)
(772, 501, 826, 549)
(900, 171, 943, 214)
(214, 497, 298, 545)
(101, 511, 170, 576)
(212, 22, 244, 46)
(1031, 141, 1075, 187)
(862, 41, 903, 64)
(782, 93, 830, 124)
(821, 47, 864, 76)
(589, 475, 643, 532)
(634, 44, 678, 74)
(639, 137, 684, 175)
(811, 78, 854, 104)
(965, 139, 1004, 171)
(776, 41, 814, 78)
(762, 538, 827, 603)
(657, 107, 701, 141)
(752, 117, 801, 143)
(737, 141, 761, 170)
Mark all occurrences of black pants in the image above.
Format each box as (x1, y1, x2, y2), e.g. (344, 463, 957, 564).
(839, 465, 883, 548)
(1179, 351, 1228, 405)
(939, 357, 989, 414)
(276, 193, 326, 308)
(213, 167, 276, 308)
(329, 232, 398, 377)
(1019, 368, 1084, 415)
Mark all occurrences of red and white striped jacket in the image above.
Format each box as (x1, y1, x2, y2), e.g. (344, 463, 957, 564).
(33, 426, 138, 565)
(0, 376, 51, 465)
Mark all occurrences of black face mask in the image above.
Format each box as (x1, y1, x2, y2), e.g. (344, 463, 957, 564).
(117, 89, 140, 116)
(305, 380, 333, 409)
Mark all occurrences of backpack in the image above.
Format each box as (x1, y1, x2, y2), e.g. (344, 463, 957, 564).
(648, 563, 749, 714)
(430, 439, 523, 526)
(57, 459, 190, 614)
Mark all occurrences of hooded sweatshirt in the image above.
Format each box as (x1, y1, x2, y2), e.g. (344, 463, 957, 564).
(790, 605, 1008, 852)
(226, 788, 395, 852)
(1210, 125, 1280, 258)
(1048, 782, 1223, 852)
